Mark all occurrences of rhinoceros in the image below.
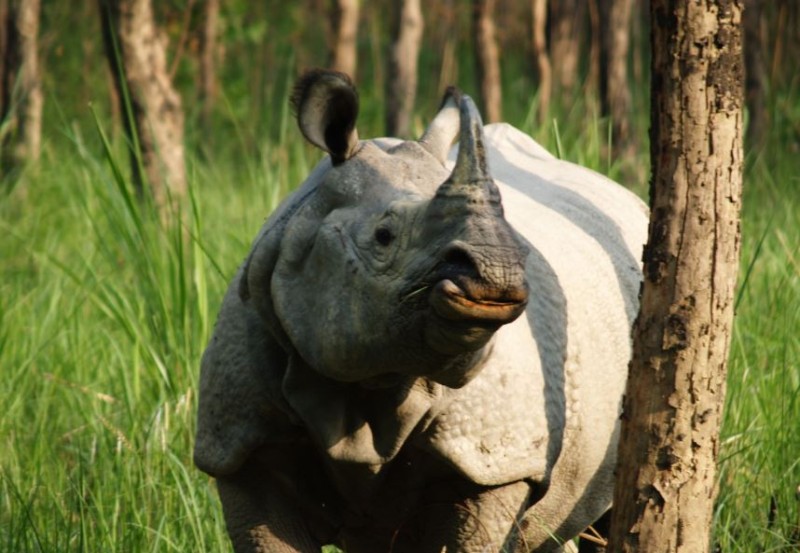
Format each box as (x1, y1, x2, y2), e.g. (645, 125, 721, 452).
(194, 69, 648, 553)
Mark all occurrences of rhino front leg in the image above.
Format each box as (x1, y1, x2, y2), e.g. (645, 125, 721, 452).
(512, 441, 614, 552)
(423, 480, 535, 553)
(338, 479, 531, 553)
(216, 462, 320, 553)
(432, 480, 576, 553)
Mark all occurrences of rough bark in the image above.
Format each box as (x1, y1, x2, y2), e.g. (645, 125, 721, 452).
(531, 0, 551, 123)
(598, 0, 633, 153)
(330, 0, 359, 79)
(385, 0, 423, 137)
(548, 0, 581, 94)
(473, 0, 502, 123)
(199, 0, 220, 135)
(607, 2, 744, 552)
(743, 0, 768, 148)
(98, 0, 187, 209)
(1, 0, 43, 177)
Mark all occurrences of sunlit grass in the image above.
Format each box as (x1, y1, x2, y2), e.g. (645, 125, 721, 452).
(714, 148, 800, 552)
(0, 113, 306, 549)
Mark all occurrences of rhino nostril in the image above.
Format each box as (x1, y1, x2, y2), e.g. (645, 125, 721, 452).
(441, 246, 479, 277)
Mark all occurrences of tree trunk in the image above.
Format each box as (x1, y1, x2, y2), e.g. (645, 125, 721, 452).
(744, 0, 768, 149)
(765, 0, 799, 88)
(98, 0, 186, 210)
(1, 0, 43, 178)
(1, 0, 9, 123)
(330, 0, 359, 79)
(199, 0, 220, 136)
(607, 2, 744, 552)
(0, 0, 9, 104)
(473, 0, 502, 123)
(586, 0, 601, 94)
(385, 0, 423, 137)
(598, 0, 633, 154)
(630, 0, 646, 104)
(548, 0, 581, 94)
(531, 0, 551, 123)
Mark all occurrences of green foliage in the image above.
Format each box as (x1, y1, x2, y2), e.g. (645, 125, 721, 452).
(0, 99, 308, 551)
(713, 144, 800, 552)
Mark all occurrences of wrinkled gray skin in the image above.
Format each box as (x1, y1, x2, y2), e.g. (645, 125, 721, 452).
(195, 70, 647, 553)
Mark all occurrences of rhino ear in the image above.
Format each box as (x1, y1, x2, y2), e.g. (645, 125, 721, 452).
(291, 69, 360, 165)
(419, 87, 461, 164)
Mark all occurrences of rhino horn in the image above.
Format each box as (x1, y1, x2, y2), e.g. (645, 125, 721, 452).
(433, 94, 502, 212)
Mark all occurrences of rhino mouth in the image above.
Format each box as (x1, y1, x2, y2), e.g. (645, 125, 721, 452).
(429, 278, 528, 324)
(422, 277, 526, 361)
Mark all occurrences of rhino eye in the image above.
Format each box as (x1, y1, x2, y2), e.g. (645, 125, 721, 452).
(374, 227, 394, 247)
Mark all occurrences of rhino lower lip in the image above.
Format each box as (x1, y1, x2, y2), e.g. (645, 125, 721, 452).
(430, 279, 527, 323)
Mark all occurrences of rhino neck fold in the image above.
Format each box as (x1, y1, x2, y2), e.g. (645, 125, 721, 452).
(281, 354, 459, 506)
(282, 354, 445, 463)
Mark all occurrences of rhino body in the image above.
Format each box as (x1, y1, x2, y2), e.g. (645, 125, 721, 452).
(195, 71, 647, 552)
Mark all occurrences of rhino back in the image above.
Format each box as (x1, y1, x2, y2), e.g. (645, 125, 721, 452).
(423, 124, 647, 486)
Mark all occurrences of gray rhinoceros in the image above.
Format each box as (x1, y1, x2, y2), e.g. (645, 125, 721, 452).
(194, 69, 648, 553)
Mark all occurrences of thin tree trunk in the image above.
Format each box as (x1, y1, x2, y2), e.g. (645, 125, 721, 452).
(1, 0, 43, 178)
(98, 0, 186, 210)
(744, 0, 768, 149)
(531, 0, 551, 123)
(199, 0, 220, 136)
(607, 2, 744, 552)
(385, 0, 423, 137)
(438, 37, 457, 94)
(631, 0, 645, 103)
(548, 0, 581, 94)
(473, 0, 502, 123)
(587, 0, 601, 94)
(767, 1, 786, 85)
(330, 0, 359, 78)
(436, 3, 458, 94)
(0, 0, 9, 119)
(791, 2, 800, 75)
(766, 0, 799, 87)
(598, 0, 633, 154)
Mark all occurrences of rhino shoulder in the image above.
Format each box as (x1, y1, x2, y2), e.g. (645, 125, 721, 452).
(194, 270, 299, 477)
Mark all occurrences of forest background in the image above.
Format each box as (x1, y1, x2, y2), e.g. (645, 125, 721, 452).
(0, 0, 798, 551)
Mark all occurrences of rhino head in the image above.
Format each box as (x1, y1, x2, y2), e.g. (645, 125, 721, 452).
(242, 70, 528, 389)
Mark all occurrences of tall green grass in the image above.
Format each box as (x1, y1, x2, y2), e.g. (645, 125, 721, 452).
(714, 146, 800, 551)
(0, 105, 312, 550)
(1, 81, 798, 552)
